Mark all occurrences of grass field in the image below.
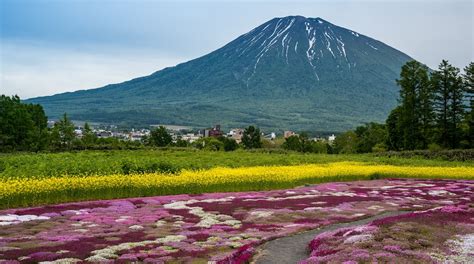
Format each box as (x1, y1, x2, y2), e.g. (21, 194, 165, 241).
(1, 149, 472, 180)
(1, 149, 473, 209)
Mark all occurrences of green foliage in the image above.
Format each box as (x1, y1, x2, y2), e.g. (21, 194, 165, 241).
(282, 134, 328, 153)
(174, 136, 189, 148)
(193, 137, 224, 151)
(376, 149, 474, 162)
(386, 106, 402, 151)
(333, 131, 358, 154)
(50, 113, 75, 150)
(0, 95, 48, 152)
(428, 143, 442, 152)
(332, 123, 386, 154)
(462, 62, 474, 148)
(81, 122, 97, 148)
(384, 60, 472, 151)
(121, 161, 180, 175)
(372, 143, 386, 153)
(242, 126, 262, 149)
(396, 61, 432, 150)
(432, 60, 465, 149)
(1, 149, 472, 182)
(354, 123, 387, 153)
(149, 126, 172, 147)
(219, 136, 239, 152)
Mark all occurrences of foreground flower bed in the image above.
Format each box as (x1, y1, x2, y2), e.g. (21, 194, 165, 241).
(0, 179, 472, 263)
(301, 206, 474, 263)
(2, 162, 473, 208)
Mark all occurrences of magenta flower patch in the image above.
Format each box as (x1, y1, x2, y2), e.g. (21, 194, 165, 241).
(0, 179, 472, 262)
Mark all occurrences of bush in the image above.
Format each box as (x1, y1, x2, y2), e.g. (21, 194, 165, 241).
(375, 149, 474, 161)
(193, 138, 224, 151)
(428, 143, 442, 152)
(121, 161, 181, 175)
(0, 160, 6, 173)
(372, 143, 387, 153)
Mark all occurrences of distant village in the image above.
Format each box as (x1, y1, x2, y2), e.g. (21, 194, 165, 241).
(51, 121, 337, 145)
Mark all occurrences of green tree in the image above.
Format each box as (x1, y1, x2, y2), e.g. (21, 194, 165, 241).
(81, 122, 97, 148)
(396, 61, 432, 150)
(432, 60, 465, 148)
(283, 135, 302, 152)
(333, 131, 358, 154)
(193, 137, 224, 151)
(218, 136, 238, 151)
(354, 123, 387, 153)
(386, 106, 402, 151)
(462, 62, 474, 147)
(0, 95, 48, 152)
(242, 126, 262, 149)
(149, 126, 172, 147)
(50, 113, 75, 150)
(174, 136, 189, 148)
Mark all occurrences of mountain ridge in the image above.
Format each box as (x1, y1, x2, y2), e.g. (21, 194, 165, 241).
(27, 16, 413, 131)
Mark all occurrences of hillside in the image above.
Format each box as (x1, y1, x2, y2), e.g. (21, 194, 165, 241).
(27, 16, 413, 131)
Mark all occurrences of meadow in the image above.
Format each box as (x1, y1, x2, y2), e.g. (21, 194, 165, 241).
(1, 149, 473, 209)
(1, 149, 472, 180)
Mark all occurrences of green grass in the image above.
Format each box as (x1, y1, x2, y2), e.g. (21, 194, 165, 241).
(1, 149, 472, 181)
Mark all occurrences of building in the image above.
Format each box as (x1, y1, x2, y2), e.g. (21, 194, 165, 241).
(263, 132, 276, 140)
(204, 125, 223, 137)
(328, 134, 336, 143)
(227, 128, 244, 143)
(96, 131, 113, 139)
(181, 133, 202, 143)
(284, 131, 297, 138)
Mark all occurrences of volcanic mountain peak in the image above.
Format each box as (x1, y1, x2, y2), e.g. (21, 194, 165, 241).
(219, 15, 385, 85)
(27, 16, 413, 131)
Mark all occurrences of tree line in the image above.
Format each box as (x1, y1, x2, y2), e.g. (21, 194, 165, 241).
(333, 60, 473, 153)
(0, 97, 263, 152)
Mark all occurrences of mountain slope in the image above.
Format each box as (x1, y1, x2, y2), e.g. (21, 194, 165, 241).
(27, 16, 413, 131)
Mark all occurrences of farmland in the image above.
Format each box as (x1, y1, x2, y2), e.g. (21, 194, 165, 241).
(1, 150, 473, 209)
(1, 149, 472, 180)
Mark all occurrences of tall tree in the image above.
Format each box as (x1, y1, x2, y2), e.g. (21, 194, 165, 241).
(82, 122, 97, 147)
(50, 113, 75, 150)
(149, 126, 172, 147)
(0, 95, 48, 151)
(354, 123, 387, 153)
(396, 60, 432, 150)
(463, 62, 474, 147)
(386, 106, 402, 151)
(333, 131, 358, 154)
(432, 60, 465, 148)
(242, 126, 262, 149)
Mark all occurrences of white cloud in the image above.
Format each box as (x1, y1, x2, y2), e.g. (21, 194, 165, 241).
(0, 40, 187, 99)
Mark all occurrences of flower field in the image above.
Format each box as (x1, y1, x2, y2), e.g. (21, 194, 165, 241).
(1, 162, 474, 209)
(301, 206, 474, 263)
(0, 179, 473, 263)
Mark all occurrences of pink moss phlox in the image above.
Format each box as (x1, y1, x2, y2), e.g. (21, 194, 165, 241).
(215, 244, 255, 264)
(383, 245, 402, 252)
(28, 251, 60, 262)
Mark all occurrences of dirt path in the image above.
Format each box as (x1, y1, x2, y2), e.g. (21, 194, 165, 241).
(252, 211, 411, 264)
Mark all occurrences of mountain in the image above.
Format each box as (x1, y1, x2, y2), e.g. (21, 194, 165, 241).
(27, 16, 413, 132)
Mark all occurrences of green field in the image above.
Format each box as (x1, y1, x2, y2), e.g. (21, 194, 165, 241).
(1, 149, 473, 181)
(1, 149, 473, 209)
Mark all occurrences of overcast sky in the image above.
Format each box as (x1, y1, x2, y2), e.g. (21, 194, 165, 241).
(1, 0, 473, 99)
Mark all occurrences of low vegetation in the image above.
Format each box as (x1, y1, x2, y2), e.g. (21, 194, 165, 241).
(1, 149, 473, 181)
(1, 160, 473, 209)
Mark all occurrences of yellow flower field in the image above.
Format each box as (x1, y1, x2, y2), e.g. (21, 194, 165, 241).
(1, 162, 473, 209)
